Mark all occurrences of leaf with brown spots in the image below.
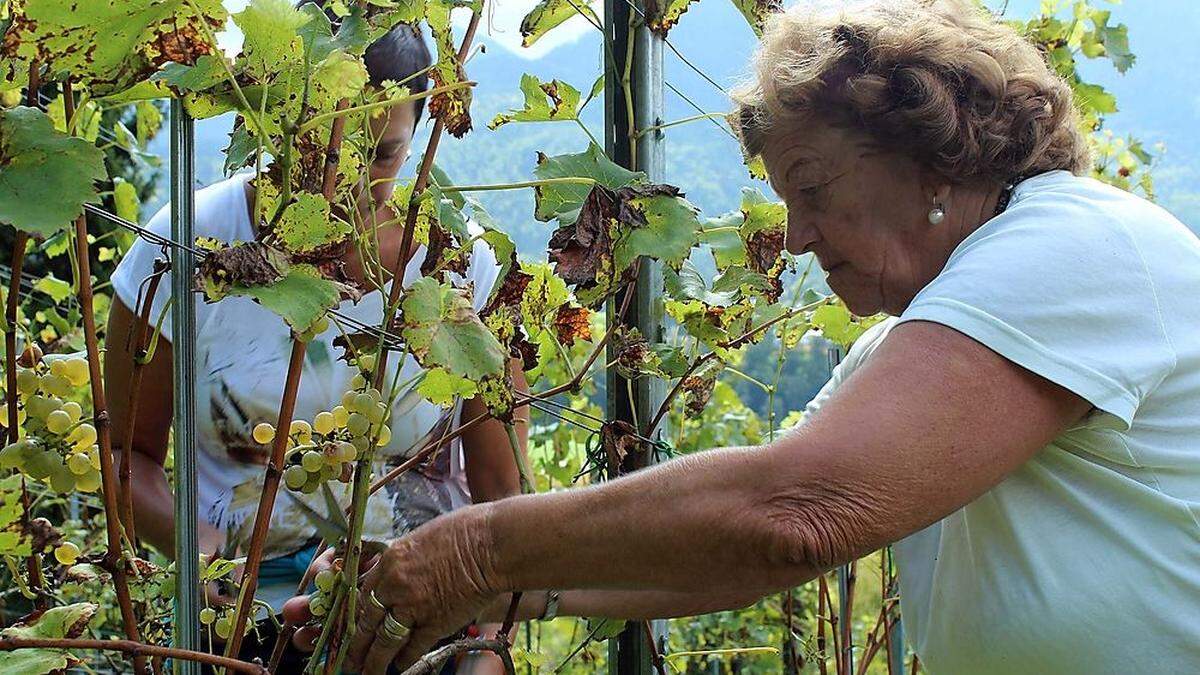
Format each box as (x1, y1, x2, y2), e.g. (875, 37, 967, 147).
(553, 306, 592, 347)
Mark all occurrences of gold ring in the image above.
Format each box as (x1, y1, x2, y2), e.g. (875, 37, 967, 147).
(377, 612, 411, 643)
(365, 590, 386, 614)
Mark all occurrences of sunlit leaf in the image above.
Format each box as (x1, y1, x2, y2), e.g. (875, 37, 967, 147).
(400, 277, 507, 382)
(490, 73, 583, 129)
(0, 107, 106, 236)
(519, 0, 598, 48)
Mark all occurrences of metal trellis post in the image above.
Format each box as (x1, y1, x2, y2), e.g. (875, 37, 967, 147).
(170, 99, 201, 674)
(605, 0, 668, 673)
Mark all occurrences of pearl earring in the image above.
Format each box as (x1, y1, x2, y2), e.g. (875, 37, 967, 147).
(928, 204, 945, 225)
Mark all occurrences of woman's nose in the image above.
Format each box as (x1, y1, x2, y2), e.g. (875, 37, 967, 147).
(785, 214, 818, 255)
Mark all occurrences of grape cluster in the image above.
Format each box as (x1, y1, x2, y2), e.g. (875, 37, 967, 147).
(0, 352, 102, 493)
(199, 605, 253, 640)
(260, 355, 392, 494)
(308, 567, 339, 617)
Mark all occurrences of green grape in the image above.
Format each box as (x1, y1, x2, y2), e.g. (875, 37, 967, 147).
(87, 446, 100, 470)
(314, 569, 336, 592)
(331, 405, 349, 428)
(40, 374, 72, 398)
(199, 607, 217, 625)
(53, 542, 80, 565)
(352, 392, 375, 414)
(313, 411, 335, 436)
(351, 436, 369, 453)
(290, 419, 313, 444)
(340, 391, 357, 409)
(45, 409, 72, 435)
(310, 594, 328, 617)
(49, 464, 76, 493)
(214, 616, 232, 640)
(302, 473, 322, 493)
(349, 373, 367, 390)
(70, 423, 98, 449)
(26, 395, 57, 420)
(61, 401, 83, 423)
(252, 422, 275, 444)
(374, 424, 391, 447)
(16, 368, 39, 395)
(358, 354, 376, 373)
(49, 360, 67, 378)
(26, 450, 56, 480)
(301, 450, 323, 472)
(366, 402, 387, 425)
(77, 469, 101, 493)
(0, 440, 31, 469)
(67, 452, 91, 475)
(336, 442, 357, 463)
(62, 358, 90, 387)
(346, 412, 370, 437)
(283, 465, 308, 490)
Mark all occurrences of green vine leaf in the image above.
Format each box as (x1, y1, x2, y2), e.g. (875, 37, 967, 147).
(0, 0, 226, 96)
(417, 367, 479, 407)
(400, 277, 507, 382)
(489, 73, 582, 129)
(233, 265, 341, 335)
(519, 0, 598, 48)
(0, 107, 107, 236)
(275, 192, 351, 254)
(533, 143, 642, 222)
(0, 602, 97, 673)
(234, 0, 311, 79)
(613, 187, 702, 272)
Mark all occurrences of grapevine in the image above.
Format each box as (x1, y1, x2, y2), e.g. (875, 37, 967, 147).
(0, 0, 1156, 673)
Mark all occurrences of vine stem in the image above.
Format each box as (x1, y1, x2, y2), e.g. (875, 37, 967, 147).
(372, 8, 482, 389)
(118, 263, 167, 542)
(646, 296, 830, 434)
(298, 81, 475, 135)
(438, 177, 596, 193)
(840, 560, 857, 675)
(0, 637, 267, 674)
(65, 80, 146, 674)
(222, 338, 307, 666)
(398, 638, 515, 675)
(368, 269, 641, 496)
(7, 59, 47, 610)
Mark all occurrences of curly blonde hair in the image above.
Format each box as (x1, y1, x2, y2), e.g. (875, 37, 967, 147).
(731, 0, 1092, 183)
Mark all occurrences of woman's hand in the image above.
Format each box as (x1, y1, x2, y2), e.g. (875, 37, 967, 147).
(347, 506, 500, 675)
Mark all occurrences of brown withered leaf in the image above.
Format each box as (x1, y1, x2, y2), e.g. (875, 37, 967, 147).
(681, 373, 717, 418)
(601, 420, 648, 477)
(197, 241, 287, 290)
(612, 326, 660, 379)
(548, 183, 683, 294)
(421, 224, 469, 280)
(553, 306, 592, 347)
(482, 265, 533, 317)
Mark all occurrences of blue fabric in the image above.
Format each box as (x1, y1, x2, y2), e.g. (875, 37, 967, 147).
(257, 543, 319, 588)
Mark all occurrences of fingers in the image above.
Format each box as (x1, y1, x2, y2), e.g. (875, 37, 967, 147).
(299, 546, 337, 591)
(281, 595, 313, 627)
(390, 627, 442, 673)
(358, 612, 424, 675)
(346, 588, 387, 669)
(292, 624, 321, 652)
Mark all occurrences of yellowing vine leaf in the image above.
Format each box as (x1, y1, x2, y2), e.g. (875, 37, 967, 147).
(0, 0, 226, 96)
(418, 367, 479, 407)
(646, 0, 700, 36)
(276, 192, 351, 254)
(0, 107, 106, 236)
(728, 0, 782, 36)
(0, 602, 97, 673)
(519, 0, 599, 48)
(489, 74, 582, 129)
(234, 0, 311, 79)
(400, 277, 507, 382)
(425, 0, 479, 138)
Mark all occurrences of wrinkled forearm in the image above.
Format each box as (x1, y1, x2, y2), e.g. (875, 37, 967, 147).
(478, 439, 845, 602)
(479, 588, 761, 623)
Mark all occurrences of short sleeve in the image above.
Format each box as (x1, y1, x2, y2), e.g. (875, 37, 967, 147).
(109, 175, 252, 343)
(804, 318, 898, 419)
(898, 198, 1176, 430)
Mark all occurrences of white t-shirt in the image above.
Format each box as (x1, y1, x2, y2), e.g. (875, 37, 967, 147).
(804, 171, 1200, 673)
(112, 175, 501, 560)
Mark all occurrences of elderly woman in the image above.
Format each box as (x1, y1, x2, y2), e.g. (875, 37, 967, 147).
(286, 1, 1200, 672)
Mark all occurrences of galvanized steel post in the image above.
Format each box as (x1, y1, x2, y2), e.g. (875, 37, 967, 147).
(169, 100, 201, 674)
(605, 0, 668, 672)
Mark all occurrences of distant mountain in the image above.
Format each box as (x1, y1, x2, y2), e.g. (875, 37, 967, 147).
(149, 0, 1199, 251)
